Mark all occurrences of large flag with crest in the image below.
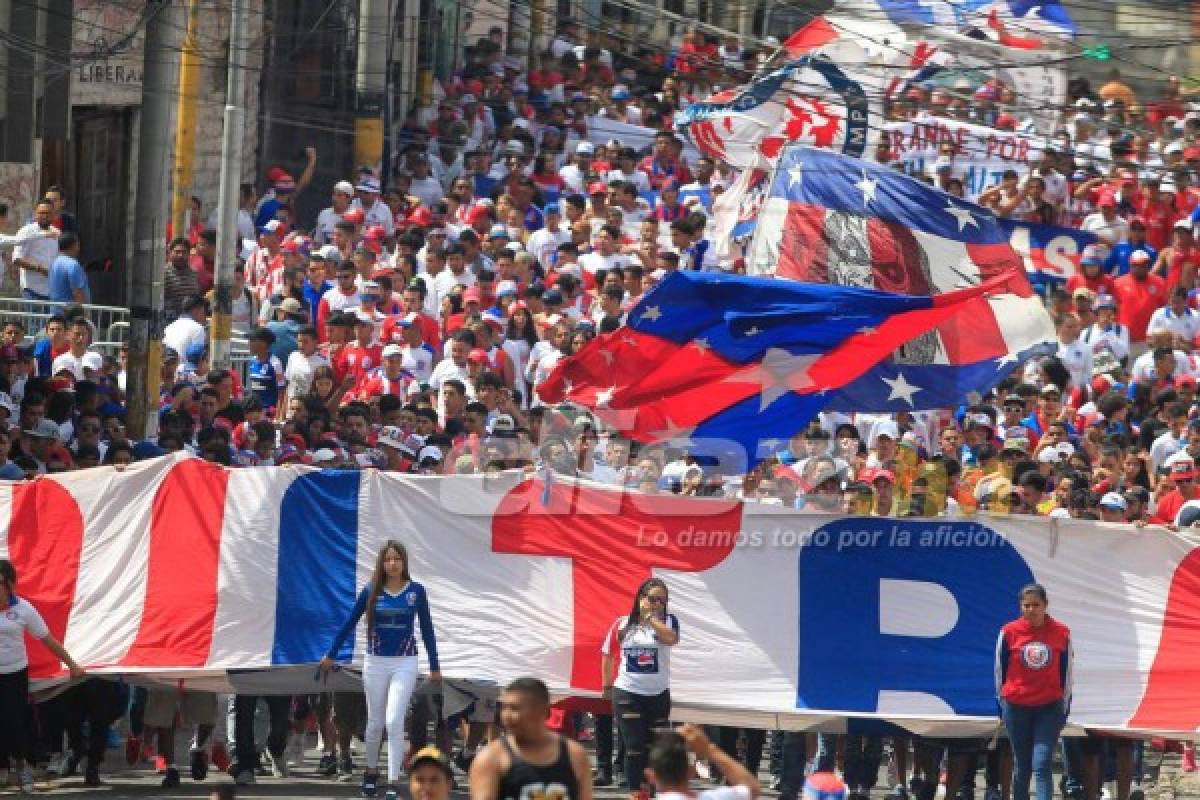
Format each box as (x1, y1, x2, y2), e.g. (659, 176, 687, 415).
(747, 146, 1055, 413)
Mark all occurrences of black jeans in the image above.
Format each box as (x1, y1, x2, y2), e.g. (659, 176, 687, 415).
(613, 688, 670, 792)
(0, 669, 30, 764)
(64, 679, 125, 767)
(233, 695, 291, 770)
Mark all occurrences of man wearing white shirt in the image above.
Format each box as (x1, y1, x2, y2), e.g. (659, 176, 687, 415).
(1081, 296, 1130, 362)
(431, 244, 477, 303)
(559, 143, 595, 195)
(579, 225, 627, 275)
(162, 295, 209, 361)
(1081, 194, 1129, 245)
(1147, 286, 1200, 347)
(50, 317, 94, 380)
(1055, 314, 1093, 391)
(353, 176, 395, 236)
(407, 155, 445, 209)
(606, 147, 652, 194)
(526, 203, 569, 271)
(314, 181, 355, 245)
(12, 201, 60, 300)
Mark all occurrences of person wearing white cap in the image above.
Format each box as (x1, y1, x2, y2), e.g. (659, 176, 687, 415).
(559, 142, 595, 195)
(1098, 492, 1128, 524)
(314, 180, 357, 245)
(353, 343, 415, 404)
(353, 175, 395, 236)
(1151, 451, 1199, 526)
(387, 314, 432, 382)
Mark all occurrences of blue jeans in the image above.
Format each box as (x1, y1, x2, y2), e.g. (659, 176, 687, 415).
(1001, 699, 1067, 800)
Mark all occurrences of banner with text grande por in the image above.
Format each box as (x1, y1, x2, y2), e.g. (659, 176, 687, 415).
(1, 454, 1197, 735)
(883, 115, 1043, 200)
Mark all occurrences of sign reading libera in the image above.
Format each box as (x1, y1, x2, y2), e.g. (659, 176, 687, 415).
(71, 1, 146, 106)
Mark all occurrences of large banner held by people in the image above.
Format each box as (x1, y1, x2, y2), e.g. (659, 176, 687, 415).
(883, 115, 1043, 199)
(3, 455, 1199, 736)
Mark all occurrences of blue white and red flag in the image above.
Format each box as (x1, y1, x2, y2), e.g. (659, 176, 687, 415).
(538, 267, 1020, 466)
(746, 146, 1056, 412)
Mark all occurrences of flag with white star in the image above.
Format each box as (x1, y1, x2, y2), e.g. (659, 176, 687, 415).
(538, 270, 1020, 468)
(746, 145, 1056, 412)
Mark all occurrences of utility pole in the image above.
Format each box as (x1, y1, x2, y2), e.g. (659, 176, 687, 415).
(211, 0, 248, 370)
(170, 0, 203, 237)
(128, 0, 183, 440)
(355, 0, 389, 175)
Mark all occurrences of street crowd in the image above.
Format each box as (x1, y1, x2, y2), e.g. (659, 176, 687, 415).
(0, 12, 1195, 800)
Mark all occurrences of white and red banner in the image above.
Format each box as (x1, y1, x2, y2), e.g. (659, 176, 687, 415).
(883, 115, 1043, 199)
(2, 455, 1198, 735)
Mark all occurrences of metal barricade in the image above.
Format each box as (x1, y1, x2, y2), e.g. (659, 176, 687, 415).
(0, 297, 131, 343)
(0, 297, 252, 385)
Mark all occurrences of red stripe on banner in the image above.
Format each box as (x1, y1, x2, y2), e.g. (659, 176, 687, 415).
(867, 218, 931, 295)
(8, 481, 85, 680)
(935, 296, 1011, 364)
(967, 243, 1034, 297)
(492, 479, 743, 691)
(121, 459, 229, 667)
(1129, 548, 1200, 730)
(776, 203, 829, 282)
(807, 280, 999, 387)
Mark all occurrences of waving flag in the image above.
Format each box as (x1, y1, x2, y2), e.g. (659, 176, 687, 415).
(849, 0, 991, 27)
(1000, 217, 1099, 286)
(842, 0, 1075, 47)
(6, 456, 1200, 734)
(538, 269, 1018, 466)
(677, 15, 900, 169)
(676, 57, 875, 169)
(747, 146, 1055, 412)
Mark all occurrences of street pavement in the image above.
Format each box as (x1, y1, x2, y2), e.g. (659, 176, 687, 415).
(2, 743, 1192, 799)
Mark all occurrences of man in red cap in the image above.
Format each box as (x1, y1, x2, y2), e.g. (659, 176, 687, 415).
(254, 147, 317, 229)
(1150, 453, 1198, 526)
(1081, 190, 1129, 245)
(1113, 246, 1167, 343)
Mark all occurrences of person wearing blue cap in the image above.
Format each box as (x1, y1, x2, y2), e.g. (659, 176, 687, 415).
(646, 724, 760, 800)
(528, 203, 569, 271)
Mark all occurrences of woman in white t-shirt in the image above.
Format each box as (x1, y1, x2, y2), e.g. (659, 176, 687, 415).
(0, 559, 86, 792)
(601, 577, 679, 799)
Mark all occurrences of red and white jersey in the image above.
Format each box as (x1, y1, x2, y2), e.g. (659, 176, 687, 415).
(246, 248, 284, 302)
(333, 342, 383, 387)
(353, 367, 413, 402)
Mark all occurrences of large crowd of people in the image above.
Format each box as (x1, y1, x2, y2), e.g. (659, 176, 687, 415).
(0, 11, 1197, 800)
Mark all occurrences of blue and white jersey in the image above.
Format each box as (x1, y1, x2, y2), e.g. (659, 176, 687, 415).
(601, 613, 679, 696)
(326, 580, 439, 667)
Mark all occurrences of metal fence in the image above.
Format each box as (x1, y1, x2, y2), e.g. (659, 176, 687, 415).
(0, 298, 253, 384)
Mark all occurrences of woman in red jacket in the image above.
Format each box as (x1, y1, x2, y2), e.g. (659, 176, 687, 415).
(995, 583, 1073, 800)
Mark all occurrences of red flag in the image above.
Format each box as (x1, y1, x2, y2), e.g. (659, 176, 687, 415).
(782, 17, 838, 57)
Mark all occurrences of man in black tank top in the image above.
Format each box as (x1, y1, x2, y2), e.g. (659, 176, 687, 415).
(469, 677, 594, 800)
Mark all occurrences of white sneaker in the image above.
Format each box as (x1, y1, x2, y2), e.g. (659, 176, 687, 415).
(18, 765, 35, 793)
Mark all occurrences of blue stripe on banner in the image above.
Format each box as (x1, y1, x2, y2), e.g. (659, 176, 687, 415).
(272, 470, 362, 665)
